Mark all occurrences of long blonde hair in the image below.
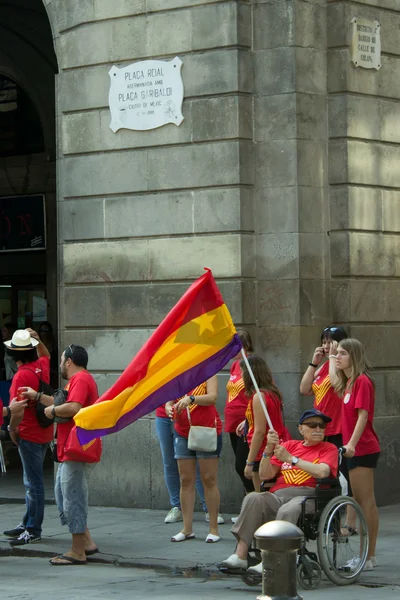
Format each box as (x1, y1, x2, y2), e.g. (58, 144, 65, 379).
(334, 338, 373, 397)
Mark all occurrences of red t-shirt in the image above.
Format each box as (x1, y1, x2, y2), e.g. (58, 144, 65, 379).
(245, 390, 287, 461)
(224, 360, 248, 432)
(174, 382, 222, 438)
(10, 357, 52, 444)
(57, 370, 99, 462)
(312, 361, 342, 436)
(342, 374, 380, 456)
(270, 439, 338, 493)
(155, 404, 168, 418)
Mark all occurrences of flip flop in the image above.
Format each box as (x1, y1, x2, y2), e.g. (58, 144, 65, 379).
(170, 532, 195, 542)
(49, 554, 87, 566)
(85, 548, 100, 556)
(341, 525, 358, 536)
(205, 533, 220, 543)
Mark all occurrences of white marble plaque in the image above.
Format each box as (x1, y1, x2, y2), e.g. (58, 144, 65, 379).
(109, 57, 184, 132)
(351, 17, 381, 70)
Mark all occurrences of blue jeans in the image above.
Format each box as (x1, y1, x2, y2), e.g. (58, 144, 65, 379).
(18, 438, 48, 537)
(155, 416, 207, 511)
(55, 461, 92, 534)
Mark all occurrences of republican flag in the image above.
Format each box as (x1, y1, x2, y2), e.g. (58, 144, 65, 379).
(74, 269, 241, 445)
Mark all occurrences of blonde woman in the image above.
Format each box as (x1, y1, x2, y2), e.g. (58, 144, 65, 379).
(334, 338, 380, 571)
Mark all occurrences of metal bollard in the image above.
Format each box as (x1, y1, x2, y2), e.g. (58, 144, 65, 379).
(254, 520, 303, 600)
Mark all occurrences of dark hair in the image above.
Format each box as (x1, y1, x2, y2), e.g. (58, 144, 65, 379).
(3, 323, 17, 336)
(64, 344, 88, 369)
(38, 321, 53, 334)
(6, 348, 37, 364)
(320, 326, 347, 344)
(240, 354, 283, 405)
(237, 329, 254, 354)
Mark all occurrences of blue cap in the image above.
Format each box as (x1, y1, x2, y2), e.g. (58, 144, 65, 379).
(299, 408, 332, 424)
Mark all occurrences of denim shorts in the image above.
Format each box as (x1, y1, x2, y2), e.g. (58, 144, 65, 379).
(174, 432, 222, 459)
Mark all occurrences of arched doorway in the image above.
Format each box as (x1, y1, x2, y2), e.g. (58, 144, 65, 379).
(0, 0, 58, 496)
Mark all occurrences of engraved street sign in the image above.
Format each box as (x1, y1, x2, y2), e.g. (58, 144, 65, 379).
(109, 57, 184, 132)
(351, 17, 381, 70)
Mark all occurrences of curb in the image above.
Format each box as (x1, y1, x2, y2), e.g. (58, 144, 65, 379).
(0, 545, 226, 578)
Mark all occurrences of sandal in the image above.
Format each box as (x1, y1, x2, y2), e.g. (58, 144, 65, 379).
(50, 554, 87, 566)
(341, 525, 358, 536)
(170, 532, 195, 542)
(205, 533, 220, 543)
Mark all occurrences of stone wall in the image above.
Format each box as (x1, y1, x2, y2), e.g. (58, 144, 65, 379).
(44, 0, 400, 509)
(328, 0, 400, 505)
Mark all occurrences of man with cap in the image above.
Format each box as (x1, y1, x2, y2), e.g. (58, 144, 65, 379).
(2, 328, 52, 545)
(220, 408, 338, 574)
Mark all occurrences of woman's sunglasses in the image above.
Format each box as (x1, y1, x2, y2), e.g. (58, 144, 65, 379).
(302, 421, 327, 429)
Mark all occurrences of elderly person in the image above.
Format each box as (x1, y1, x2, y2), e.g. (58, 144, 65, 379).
(220, 408, 338, 574)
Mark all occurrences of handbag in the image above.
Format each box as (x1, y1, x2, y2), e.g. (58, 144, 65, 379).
(62, 425, 102, 463)
(186, 407, 217, 452)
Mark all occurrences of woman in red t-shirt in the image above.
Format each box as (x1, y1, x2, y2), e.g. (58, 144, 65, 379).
(224, 329, 255, 494)
(241, 355, 288, 492)
(335, 338, 380, 571)
(165, 375, 222, 544)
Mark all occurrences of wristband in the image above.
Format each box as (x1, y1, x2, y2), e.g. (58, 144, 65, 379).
(6, 406, 11, 418)
(262, 452, 273, 459)
(246, 460, 255, 466)
(309, 362, 318, 368)
(329, 355, 337, 359)
(51, 406, 56, 418)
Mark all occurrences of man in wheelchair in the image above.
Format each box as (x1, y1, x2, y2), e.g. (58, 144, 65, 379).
(220, 408, 338, 575)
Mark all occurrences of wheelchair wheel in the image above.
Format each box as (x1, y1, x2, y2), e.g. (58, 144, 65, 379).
(317, 496, 368, 586)
(297, 559, 322, 590)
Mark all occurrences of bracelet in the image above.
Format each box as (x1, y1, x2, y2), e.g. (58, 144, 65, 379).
(329, 355, 337, 359)
(246, 460, 255, 466)
(51, 406, 56, 418)
(262, 452, 273, 459)
(6, 406, 11, 418)
(309, 362, 318, 368)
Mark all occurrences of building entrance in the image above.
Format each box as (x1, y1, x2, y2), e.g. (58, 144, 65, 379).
(0, 0, 58, 496)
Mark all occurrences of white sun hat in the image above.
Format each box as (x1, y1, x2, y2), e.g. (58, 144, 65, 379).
(4, 329, 39, 350)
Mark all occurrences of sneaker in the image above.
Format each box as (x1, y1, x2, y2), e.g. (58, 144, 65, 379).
(3, 524, 25, 538)
(164, 507, 183, 524)
(9, 530, 41, 546)
(343, 557, 373, 572)
(205, 512, 225, 524)
(231, 516, 239, 524)
(247, 561, 263, 575)
(220, 553, 247, 570)
(371, 556, 378, 568)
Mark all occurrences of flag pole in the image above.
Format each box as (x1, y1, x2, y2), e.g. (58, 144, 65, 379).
(240, 348, 274, 431)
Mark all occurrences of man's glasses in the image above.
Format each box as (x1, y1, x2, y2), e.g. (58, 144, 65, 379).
(302, 421, 327, 429)
(66, 344, 74, 359)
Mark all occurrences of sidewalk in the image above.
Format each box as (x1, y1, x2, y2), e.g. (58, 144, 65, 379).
(0, 501, 399, 590)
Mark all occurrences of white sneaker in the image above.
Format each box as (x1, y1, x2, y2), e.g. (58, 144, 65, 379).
(371, 556, 378, 568)
(231, 516, 239, 524)
(247, 561, 263, 575)
(164, 507, 183, 523)
(220, 553, 247, 570)
(344, 557, 374, 571)
(205, 512, 225, 524)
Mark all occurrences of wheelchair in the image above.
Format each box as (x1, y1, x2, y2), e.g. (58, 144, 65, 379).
(221, 475, 369, 589)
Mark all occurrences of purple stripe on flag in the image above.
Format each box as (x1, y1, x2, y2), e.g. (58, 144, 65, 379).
(76, 334, 241, 445)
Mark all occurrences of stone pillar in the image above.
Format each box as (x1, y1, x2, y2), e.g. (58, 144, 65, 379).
(253, 0, 330, 427)
(328, 0, 400, 504)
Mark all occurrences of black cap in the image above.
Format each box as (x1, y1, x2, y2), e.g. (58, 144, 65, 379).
(299, 408, 332, 424)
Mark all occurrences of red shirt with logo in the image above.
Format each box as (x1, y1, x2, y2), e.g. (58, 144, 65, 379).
(342, 374, 380, 456)
(10, 357, 52, 444)
(57, 370, 99, 462)
(224, 360, 248, 433)
(311, 361, 342, 437)
(173, 382, 222, 439)
(245, 390, 287, 461)
(270, 439, 338, 493)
